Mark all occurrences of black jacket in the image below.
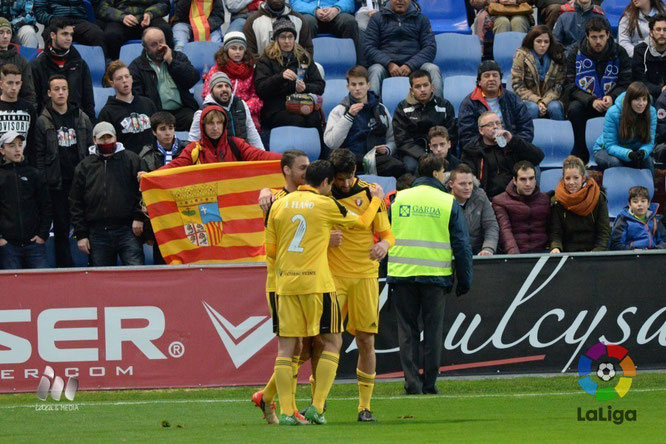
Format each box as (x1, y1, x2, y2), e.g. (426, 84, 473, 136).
(632, 41, 666, 101)
(0, 160, 52, 244)
(138, 138, 188, 172)
(0, 98, 37, 163)
(460, 135, 545, 199)
(172, 0, 224, 30)
(69, 144, 144, 239)
(0, 44, 36, 105)
(98, 95, 157, 154)
(129, 50, 200, 112)
(34, 104, 93, 190)
(656, 92, 666, 145)
(31, 45, 95, 120)
(392, 92, 457, 160)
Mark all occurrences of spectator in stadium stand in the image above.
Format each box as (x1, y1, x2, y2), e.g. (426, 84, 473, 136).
(632, 14, 666, 101)
(534, 0, 568, 30)
(458, 60, 534, 150)
(553, 0, 607, 53)
(171, 0, 225, 51)
(0, 64, 35, 162)
(387, 153, 472, 395)
(428, 126, 460, 172)
(34, 0, 106, 52)
(610, 185, 666, 250)
(618, 0, 665, 58)
(33, 74, 93, 268)
(193, 72, 264, 149)
(129, 27, 200, 132)
(201, 32, 263, 131)
(225, 0, 262, 34)
(511, 25, 566, 121)
(363, 0, 441, 98)
(564, 17, 631, 163)
(655, 91, 666, 160)
(593, 81, 656, 171)
(324, 65, 404, 178)
(0, 18, 35, 104)
(549, 155, 609, 253)
(461, 111, 544, 200)
(31, 18, 95, 121)
(253, 18, 325, 134)
(242, 0, 313, 61)
(0, 130, 51, 269)
(99, 60, 157, 155)
(392, 70, 457, 175)
(160, 105, 280, 168)
(97, 0, 173, 61)
(492, 160, 550, 254)
(0, 0, 38, 48)
(445, 163, 498, 256)
(69, 121, 145, 266)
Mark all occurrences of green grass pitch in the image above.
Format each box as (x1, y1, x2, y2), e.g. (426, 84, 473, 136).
(1, 373, 664, 443)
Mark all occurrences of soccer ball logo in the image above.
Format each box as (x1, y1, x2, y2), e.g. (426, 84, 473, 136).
(596, 362, 616, 382)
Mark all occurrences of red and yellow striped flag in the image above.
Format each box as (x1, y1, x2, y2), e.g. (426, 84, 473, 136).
(189, 0, 213, 42)
(141, 161, 284, 264)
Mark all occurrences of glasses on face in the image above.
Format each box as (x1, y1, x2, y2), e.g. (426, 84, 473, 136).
(278, 34, 295, 41)
(480, 120, 502, 128)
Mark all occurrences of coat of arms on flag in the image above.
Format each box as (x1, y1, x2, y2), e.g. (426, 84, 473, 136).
(173, 183, 224, 247)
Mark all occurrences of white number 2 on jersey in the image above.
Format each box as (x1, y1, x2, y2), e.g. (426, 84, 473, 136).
(287, 214, 307, 252)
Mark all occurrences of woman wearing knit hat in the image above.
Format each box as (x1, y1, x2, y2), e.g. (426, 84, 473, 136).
(202, 31, 263, 130)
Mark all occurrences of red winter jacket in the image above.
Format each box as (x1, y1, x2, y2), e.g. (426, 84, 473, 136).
(492, 181, 550, 254)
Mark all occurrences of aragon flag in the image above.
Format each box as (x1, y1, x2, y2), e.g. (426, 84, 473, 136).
(141, 161, 284, 264)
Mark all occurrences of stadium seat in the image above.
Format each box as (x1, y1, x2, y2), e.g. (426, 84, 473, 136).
(493, 32, 526, 76)
(585, 117, 605, 168)
(381, 77, 410, 116)
(598, 0, 624, 35)
(532, 119, 574, 169)
(74, 44, 105, 86)
(269, 126, 321, 161)
(119, 43, 143, 65)
(419, 0, 472, 34)
(183, 41, 221, 76)
(434, 33, 481, 78)
(539, 168, 562, 193)
(443, 75, 476, 115)
(312, 37, 356, 80)
(603, 167, 654, 218)
(175, 131, 190, 142)
(358, 174, 397, 194)
(17, 45, 38, 61)
(191, 82, 204, 107)
(322, 79, 348, 121)
(93, 87, 115, 117)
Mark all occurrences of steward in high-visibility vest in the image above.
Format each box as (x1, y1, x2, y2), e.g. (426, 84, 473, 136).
(387, 154, 473, 395)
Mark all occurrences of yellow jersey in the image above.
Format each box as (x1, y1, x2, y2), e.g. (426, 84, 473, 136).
(265, 188, 289, 292)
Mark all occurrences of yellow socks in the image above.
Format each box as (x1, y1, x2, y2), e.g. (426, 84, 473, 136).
(357, 369, 376, 412)
(312, 351, 339, 413)
(291, 356, 303, 413)
(262, 372, 277, 404)
(274, 357, 294, 416)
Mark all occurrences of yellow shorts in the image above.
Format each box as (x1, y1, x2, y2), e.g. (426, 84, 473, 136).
(334, 276, 379, 336)
(275, 292, 342, 337)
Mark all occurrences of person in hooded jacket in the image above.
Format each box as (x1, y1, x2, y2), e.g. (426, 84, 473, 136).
(0, 17, 35, 104)
(610, 185, 666, 250)
(632, 14, 666, 102)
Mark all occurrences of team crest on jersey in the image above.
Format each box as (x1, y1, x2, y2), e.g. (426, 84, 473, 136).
(120, 113, 151, 134)
(173, 183, 224, 247)
(355, 199, 363, 207)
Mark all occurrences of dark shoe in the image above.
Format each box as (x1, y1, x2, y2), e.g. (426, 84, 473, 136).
(423, 386, 439, 395)
(358, 409, 377, 422)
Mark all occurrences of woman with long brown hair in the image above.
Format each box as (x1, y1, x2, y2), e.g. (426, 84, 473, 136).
(618, 0, 666, 57)
(593, 81, 657, 171)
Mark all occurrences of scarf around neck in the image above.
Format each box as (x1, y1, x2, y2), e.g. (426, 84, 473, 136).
(221, 60, 253, 80)
(554, 177, 601, 216)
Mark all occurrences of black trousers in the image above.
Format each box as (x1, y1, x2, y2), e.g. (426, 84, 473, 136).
(103, 18, 173, 60)
(50, 184, 73, 268)
(567, 99, 605, 163)
(391, 282, 447, 394)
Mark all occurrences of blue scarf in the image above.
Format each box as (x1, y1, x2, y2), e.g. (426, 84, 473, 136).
(156, 137, 179, 165)
(532, 51, 551, 82)
(575, 50, 619, 98)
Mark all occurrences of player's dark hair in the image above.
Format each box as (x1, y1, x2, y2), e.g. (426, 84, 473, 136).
(280, 149, 308, 170)
(512, 160, 535, 178)
(150, 111, 176, 130)
(49, 17, 74, 35)
(585, 16, 611, 35)
(418, 154, 445, 177)
(328, 148, 356, 175)
(305, 160, 335, 187)
(628, 185, 650, 202)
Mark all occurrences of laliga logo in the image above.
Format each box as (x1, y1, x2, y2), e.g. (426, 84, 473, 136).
(577, 342, 636, 401)
(36, 366, 78, 401)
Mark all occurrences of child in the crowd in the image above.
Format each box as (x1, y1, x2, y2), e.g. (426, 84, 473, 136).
(428, 126, 460, 172)
(0, 131, 52, 269)
(610, 185, 666, 250)
(201, 31, 263, 131)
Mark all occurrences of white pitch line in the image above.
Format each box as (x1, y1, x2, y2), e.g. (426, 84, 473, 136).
(1, 388, 666, 410)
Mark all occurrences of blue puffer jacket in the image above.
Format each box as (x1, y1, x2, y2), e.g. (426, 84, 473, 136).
(593, 92, 657, 162)
(290, 0, 354, 15)
(363, 2, 436, 70)
(610, 203, 666, 250)
(0, 0, 36, 29)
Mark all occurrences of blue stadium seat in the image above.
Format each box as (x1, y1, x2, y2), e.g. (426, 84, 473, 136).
(419, 0, 472, 34)
(269, 126, 321, 161)
(493, 32, 526, 77)
(322, 79, 348, 122)
(175, 131, 190, 142)
(143, 244, 154, 266)
(434, 33, 481, 78)
(599, 0, 623, 35)
(381, 77, 410, 116)
(83, 0, 96, 24)
(74, 44, 105, 86)
(585, 117, 605, 168)
(358, 174, 397, 194)
(539, 168, 562, 193)
(312, 37, 356, 80)
(93, 87, 115, 117)
(183, 41, 221, 75)
(532, 119, 574, 169)
(443, 75, 476, 115)
(191, 82, 204, 107)
(119, 43, 143, 65)
(603, 167, 654, 218)
(17, 45, 38, 61)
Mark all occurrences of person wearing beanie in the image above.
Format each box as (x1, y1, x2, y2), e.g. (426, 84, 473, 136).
(171, 0, 226, 51)
(0, 2, 38, 48)
(0, 18, 35, 104)
(242, 0, 313, 60)
(69, 120, 146, 267)
(34, 0, 106, 52)
(458, 59, 534, 149)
